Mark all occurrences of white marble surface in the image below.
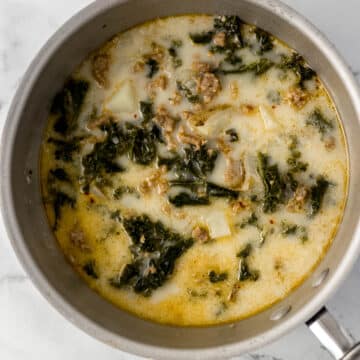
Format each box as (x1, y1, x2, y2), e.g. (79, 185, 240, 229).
(0, 1, 359, 359)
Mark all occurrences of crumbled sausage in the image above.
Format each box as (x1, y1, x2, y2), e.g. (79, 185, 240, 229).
(147, 75, 168, 98)
(139, 167, 169, 195)
(192, 61, 213, 73)
(231, 200, 248, 213)
(285, 87, 309, 109)
(213, 32, 226, 47)
(87, 115, 110, 130)
(192, 226, 210, 243)
(169, 91, 182, 105)
(154, 106, 178, 149)
(177, 125, 206, 149)
(197, 72, 221, 104)
(324, 136, 336, 151)
(240, 104, 256, 115)
(287, 185, 308, 212)
(91, 53, 110, 88)
(216, 137, 232, 155)
(133, 60, 145, 73)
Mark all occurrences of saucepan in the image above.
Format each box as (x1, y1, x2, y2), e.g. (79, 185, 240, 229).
(1, 0, 360, 359)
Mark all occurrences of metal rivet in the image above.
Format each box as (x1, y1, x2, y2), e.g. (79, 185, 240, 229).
(312, 268, 329, 288)
(270, 305, 292, 321)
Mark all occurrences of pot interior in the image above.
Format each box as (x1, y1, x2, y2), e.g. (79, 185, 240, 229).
(3, 0, 360, 358)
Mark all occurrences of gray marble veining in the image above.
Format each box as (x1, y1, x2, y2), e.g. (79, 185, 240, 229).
(0, 1, 359, 359)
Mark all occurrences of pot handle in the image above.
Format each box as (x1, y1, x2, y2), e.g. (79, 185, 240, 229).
(306, 307, 360, 359)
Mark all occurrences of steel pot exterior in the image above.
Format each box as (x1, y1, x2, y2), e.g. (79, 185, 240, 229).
(1, 0, 360, 359)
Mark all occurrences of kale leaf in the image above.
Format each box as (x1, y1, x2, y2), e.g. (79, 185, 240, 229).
(52, 191, 75, 230)
(219, 58, 274, 76)
(145, 58, 159, 78)
(209, 270, 228, 283)
(279, 53, 316, 87)
(255, 28, 273, 54)
(306, 109, 333, 135)
(51, 78, 89, 135)
(238, 259, 259, 281)
(309, 176, 330, 216)
(257, 152, 285, 213)
(109, 215, 193, 296)
(48, 137, 81, 162)
(189, 31, 214, 44)
(169, 192, 210, 207)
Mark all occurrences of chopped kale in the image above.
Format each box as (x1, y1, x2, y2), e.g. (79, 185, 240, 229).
(168, 41, 183, 68)
(238, 259, 259, 281)
(52, 191, 75, 230)
(224, 51, 242, 65)
(169, 192, 210, 207)
(279, 53, 316, 87)
(49, 168, 70, 182)
(280, 220, 298, 235)
(306, 109, 333, 135)
(82, 122, 125, 184)
(209, 270, 228, 283)
(189, 31, 214, 44)
(83, 260, 98, 279)
(281, 221, 308, 242)
(109, 215, 193, 296)
(220, 58, 274, 76)
(145, 58, 159, 78)
(171, 144, 218, 181)
(113, 186, 135, 200)
(206, 182, 239, 199)
(214, 15, 244, 46)
(225, 128, 239, 142)
(176, 81, 200, 104)
(309, 176, 330, 216)
(257, 153, 285, 213)
(157, 154, 181, 169)
(110, 209, 122, 222)
(82, 120, 159, 186)
(129, 126, 158, 165)
(255, 28, 273, 54)
(284, 172, 299, 192)
(51, 78, 89, 135)
(287, 136, 308, 173)
(239, 213, 258, 228)
(139, 101, 154, 122)
(48, 137, 80, 162)
(237, 243, 252, 258)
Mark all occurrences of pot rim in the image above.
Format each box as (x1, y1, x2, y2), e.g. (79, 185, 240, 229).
(1, 0, 360, 359)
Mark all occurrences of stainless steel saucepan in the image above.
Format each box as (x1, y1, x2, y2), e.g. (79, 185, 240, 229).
(1, 0, 360, 359)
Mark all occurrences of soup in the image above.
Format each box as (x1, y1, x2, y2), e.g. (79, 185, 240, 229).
(40, 15, 348, 326)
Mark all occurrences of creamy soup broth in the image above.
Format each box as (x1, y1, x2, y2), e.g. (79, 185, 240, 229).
(40, 15, 348, 325)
